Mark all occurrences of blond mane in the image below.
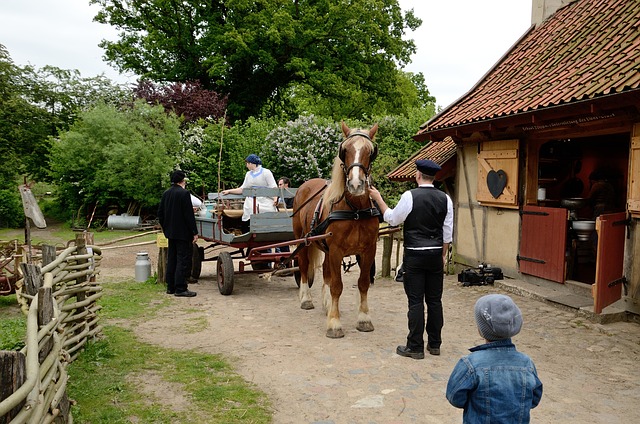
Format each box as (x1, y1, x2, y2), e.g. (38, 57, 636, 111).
(323, 156, 347, 205)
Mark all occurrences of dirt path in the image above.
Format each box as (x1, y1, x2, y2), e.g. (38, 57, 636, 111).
(97, 239, 640, 424)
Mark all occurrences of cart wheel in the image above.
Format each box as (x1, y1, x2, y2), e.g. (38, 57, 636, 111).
(191, 245, 204, 279)
(217, 252, 234, 295)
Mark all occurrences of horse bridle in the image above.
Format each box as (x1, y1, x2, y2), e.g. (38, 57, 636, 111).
(338, 132, 378, 177)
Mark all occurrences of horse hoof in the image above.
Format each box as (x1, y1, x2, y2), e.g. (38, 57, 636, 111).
(357, 322, 374, 332)
(326, 328, 344, 338)
(300, 300, 315, 310)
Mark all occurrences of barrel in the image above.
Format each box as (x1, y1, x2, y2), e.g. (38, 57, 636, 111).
(107, 214, 141, 230)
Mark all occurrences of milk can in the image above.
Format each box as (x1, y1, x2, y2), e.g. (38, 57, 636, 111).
(135, 252, 152, 282)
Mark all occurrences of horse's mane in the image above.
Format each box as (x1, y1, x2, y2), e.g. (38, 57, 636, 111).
(324, 156, 346, 205)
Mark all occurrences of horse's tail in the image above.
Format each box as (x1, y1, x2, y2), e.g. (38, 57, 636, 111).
(307, 243, 323, 284)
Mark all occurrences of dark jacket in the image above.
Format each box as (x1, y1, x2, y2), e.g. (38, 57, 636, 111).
(158, 185, 198, 240)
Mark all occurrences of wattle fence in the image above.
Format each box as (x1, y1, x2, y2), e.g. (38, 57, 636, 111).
(0, 233, 102, 424)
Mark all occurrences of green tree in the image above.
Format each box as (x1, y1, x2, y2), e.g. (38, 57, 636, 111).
(48, 101, 181, 219)
(0, 45, 52, 184)
(92, 0, 422, 121)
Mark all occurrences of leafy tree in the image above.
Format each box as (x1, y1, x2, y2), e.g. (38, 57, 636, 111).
(48, 101, 181, 218)
(0, 45, 53, 184)
(92, 0, 422, 121)
(133, 80, 228, 124)
(1, 44, 131, 184)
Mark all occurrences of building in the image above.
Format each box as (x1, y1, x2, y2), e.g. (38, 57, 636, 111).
(413, 0, 640, 315)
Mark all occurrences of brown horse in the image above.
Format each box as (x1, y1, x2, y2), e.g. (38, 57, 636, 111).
(292, 122, 380, 338)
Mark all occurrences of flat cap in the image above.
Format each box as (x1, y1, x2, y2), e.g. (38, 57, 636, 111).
(170, 170, 187, 184)
(416, 159, 441, 176)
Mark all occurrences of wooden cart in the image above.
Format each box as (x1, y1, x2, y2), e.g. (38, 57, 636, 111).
(193, 187, 329, 295)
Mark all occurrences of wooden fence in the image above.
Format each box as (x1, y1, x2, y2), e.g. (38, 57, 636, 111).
(0, 233, 103, 424)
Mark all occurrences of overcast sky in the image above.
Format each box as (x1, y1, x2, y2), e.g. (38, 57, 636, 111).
(1, 0, 532, 108)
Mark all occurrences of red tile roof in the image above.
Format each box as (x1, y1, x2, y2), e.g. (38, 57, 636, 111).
(418, 0, 640, 137)
(386, 137, 457, 181)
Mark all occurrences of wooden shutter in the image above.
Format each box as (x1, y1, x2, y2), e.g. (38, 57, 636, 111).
(477, 139, 519, 208)
(629, 124, 640, 216)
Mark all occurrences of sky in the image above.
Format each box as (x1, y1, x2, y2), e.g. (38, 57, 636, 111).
(1, 0, 532, 109)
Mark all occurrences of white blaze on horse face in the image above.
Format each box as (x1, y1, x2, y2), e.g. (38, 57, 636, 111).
(347, 139, 367, 195)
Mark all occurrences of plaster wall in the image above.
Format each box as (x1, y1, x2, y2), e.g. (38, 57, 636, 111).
(484, 208, 520, 271)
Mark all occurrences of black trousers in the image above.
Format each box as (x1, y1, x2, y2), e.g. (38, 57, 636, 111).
(166, 239, 193, 293)
(403, 248, 444, 351)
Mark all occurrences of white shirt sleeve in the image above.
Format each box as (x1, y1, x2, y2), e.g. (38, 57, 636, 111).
(443, 194, 454, 243)
(382, 191, 413, 226)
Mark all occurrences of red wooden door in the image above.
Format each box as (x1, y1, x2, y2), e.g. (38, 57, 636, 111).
(593, 212, 627, 313)
(519, 206, 568, 283)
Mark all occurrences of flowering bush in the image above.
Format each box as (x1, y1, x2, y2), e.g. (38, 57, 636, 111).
(262, 115, 342, 186)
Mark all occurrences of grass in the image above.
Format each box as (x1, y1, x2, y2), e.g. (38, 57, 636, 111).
(0, 294, 26, 350)
(69, 279, 272, 423)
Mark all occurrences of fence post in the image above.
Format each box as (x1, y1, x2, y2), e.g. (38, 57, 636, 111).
(20, 263, 42, 296)
(0, 351, 26, 423)
(42, 245, 56, 267)
(381, 233, 394, 278)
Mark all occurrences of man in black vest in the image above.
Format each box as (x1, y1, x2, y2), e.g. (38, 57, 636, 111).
(158, 170, 199, 297)
(369, 159, 453, 359)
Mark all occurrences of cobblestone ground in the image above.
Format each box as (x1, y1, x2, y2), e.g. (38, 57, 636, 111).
(106, 241, 640, 424)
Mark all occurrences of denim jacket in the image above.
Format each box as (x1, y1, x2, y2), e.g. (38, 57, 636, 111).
(446, 339, 543, 424)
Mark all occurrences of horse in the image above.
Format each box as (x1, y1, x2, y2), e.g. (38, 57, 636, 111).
(292, 122, 380, 338)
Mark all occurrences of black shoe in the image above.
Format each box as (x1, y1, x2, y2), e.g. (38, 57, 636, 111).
(166, 290, 175, 294)
(174, 290, 197, 297)
(396, 345, 424, 360)
(427, 346, 441, 356)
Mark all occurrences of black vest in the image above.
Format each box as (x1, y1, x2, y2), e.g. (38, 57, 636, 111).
(403, 187, 448, 249)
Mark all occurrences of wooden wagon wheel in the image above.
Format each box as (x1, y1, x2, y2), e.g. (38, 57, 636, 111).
(217, 251, 234, 295)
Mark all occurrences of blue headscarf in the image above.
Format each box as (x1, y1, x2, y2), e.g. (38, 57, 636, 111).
(245, 154, 262, 166)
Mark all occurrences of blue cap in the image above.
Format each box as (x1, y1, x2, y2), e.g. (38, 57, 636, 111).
(416, 159, 441, 176)
(245, 154, 262, 165)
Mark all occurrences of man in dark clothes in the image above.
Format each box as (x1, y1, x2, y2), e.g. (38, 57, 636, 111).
(158, 170, 198, 297)
(369, 159, 454, 359)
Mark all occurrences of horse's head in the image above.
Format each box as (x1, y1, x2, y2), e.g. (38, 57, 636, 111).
(338, 122, 379, 196)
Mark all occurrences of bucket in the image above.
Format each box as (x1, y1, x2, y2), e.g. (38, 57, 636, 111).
(135, 252, 152, 282)
(107, 214, 141, 230)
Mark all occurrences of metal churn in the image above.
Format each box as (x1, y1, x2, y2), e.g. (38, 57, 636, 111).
(135, 252, 152, 282)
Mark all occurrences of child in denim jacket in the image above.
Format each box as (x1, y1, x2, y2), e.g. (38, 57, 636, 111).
(446, 294, 543, 423)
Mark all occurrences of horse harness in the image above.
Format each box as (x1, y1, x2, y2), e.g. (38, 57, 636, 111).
(306, 189, 380, 253)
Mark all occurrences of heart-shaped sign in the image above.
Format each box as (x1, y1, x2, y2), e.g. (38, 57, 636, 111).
(487, 170, 507, 199)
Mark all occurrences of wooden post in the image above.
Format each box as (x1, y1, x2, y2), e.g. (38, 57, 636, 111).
(37, 286, 54, 363)
(381, 234, 393, 278)
(42, 245, 56, 266)
(157, 233, 169, 285)
(20, 263, 42, 296)
(157, 248, 168, 285)
(0, 351, 26, 423)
